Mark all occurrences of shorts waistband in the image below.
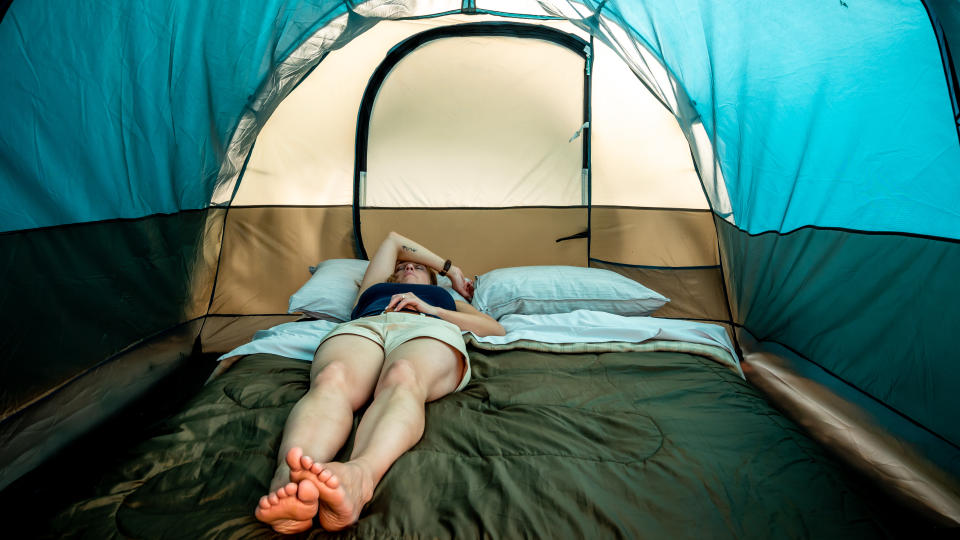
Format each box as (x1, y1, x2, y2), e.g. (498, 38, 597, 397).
(371, 309, 439, 319)
(355, 311, 439, 322)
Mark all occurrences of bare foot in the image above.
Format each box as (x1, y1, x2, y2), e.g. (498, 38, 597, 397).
(286, 450, 372, 531)
(254, 481, 319, 534)
(316, 461, 374, 531)
(289, 450, 334, 485)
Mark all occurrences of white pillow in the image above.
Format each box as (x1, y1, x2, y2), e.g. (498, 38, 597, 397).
(288, 259, 467, 321)
(472, 265, 668, 320)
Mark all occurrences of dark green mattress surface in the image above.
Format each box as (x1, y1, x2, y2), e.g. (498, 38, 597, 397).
(49, 347, 893, 538)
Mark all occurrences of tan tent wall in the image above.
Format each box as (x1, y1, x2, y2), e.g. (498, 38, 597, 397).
(359, 208, 589, 274)
(590, 207, 718, 267)
(207, 206, 587, 313)
(206, 205, 724, 326)
(588, 262, 727, 321)
(201, 206, 354, 353)
(208, 206, 355, 315)
(590, 207, 727, 324)
(186, 208, 226, 319)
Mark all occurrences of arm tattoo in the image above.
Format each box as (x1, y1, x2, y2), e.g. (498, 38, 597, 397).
(401, 245, 417, 253)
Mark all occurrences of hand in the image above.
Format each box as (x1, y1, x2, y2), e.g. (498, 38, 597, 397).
(446, 265, 474, 301)
(384, 292, 439, 316)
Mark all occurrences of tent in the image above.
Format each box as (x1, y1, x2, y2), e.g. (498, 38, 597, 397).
(1, 0, 959, 526)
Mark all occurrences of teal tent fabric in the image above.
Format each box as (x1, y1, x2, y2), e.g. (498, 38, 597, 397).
(0, 210, 213, 419)
(0, 0, 346, 424)
(600, 0, 960, 459)
(928, 0, 960, 74)
(0, 0, 347, 232)
(718, 219, 960, 449)
(607, 0, 960, 239)
(2, 1, 956, 236)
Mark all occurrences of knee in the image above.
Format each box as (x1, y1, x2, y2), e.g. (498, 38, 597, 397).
(376, 359, 424, 398)
(311, 361, 349, 389)
(309, 362, 373, 411)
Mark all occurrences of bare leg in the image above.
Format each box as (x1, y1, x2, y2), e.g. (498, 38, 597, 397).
(256, 334, 383, 533)
(298, 338, 464, 531)
(267, 334, 384, 491)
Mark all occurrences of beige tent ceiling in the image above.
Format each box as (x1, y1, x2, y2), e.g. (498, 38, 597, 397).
(234, 14, 706, 210)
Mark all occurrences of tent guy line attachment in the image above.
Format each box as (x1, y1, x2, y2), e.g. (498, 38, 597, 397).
(569, 121, 590, 142)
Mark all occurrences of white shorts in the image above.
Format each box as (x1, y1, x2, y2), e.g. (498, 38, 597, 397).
(317, 312, 471, 392)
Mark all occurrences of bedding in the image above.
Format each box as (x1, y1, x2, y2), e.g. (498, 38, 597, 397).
(472, 265, 669, 319)
(48, 343, 895, 538)
(219, 310, 741, 378)
(289, 259, 369, 320)
(289, 262, 669, 322)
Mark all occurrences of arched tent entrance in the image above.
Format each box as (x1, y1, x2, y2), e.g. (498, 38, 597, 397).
(2, 0, 959, 524)
(209, 13, 728, 342)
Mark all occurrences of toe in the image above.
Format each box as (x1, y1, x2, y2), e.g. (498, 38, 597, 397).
(297, 478, 320, 502)
(300, 454, 315, 469)
(282, 482, 298, 496)
(286, 447, 304, 471)
(259, 496, 271, 509)
(318, 469, 332, 483)
(268, 493, 280, 505)
(324, 472, 340, 489)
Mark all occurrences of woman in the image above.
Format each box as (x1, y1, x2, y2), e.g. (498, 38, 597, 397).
(255, 231, 504, 534)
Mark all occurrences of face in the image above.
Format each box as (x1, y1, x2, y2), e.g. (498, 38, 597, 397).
(393, 260, 431, 285)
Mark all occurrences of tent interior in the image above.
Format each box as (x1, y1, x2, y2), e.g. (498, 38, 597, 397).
(1, 0, 959, 535)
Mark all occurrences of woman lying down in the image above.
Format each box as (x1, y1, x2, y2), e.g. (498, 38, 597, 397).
(255, 231, 505, 534)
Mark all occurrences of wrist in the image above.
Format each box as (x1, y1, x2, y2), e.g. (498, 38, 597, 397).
(438, 259, 452, 277)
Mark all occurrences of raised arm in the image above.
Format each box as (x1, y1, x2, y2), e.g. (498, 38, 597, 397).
(358, 231, 473, 299)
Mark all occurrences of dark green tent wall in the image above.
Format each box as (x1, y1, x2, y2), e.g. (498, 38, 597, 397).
(1, 0, 958, 519)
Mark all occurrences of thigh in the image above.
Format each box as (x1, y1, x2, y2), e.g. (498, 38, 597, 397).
(311, 333, 385, 394)
(378, 337, 463, 402)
